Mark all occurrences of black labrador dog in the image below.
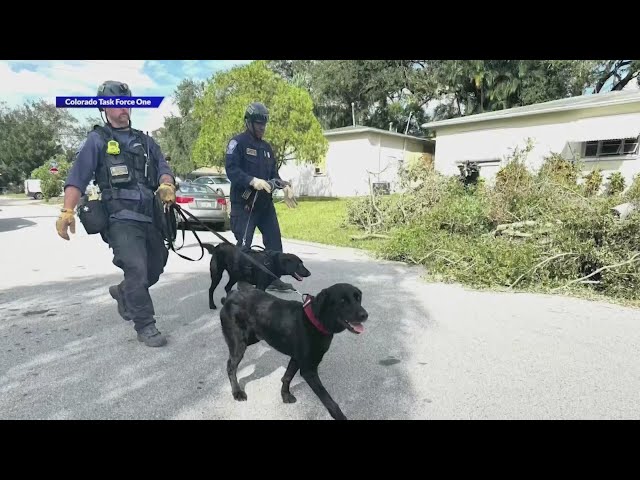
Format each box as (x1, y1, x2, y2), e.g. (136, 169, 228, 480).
(202, 242, 311, 309)
(219, 282, 368, 420)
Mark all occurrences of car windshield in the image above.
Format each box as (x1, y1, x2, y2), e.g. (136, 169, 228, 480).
(178, 184, 215, 194)
(212, 177, 230, 184)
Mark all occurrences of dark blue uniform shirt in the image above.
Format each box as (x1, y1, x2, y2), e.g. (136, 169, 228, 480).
(225, 130, 281, 208)
(65, 127, 173, 223)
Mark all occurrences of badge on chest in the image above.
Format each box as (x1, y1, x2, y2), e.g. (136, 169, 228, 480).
(246, 148, 257, 156)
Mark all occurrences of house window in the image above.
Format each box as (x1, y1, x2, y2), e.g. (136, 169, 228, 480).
(583, 138, 639, 159)
(314, 157, 327, 176)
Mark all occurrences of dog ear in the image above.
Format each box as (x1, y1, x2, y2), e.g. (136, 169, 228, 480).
(354, 286, 362, 301)
(279, 254, 299, 272)
(313, 288, 329, 317)
(272, 252, 286, 269)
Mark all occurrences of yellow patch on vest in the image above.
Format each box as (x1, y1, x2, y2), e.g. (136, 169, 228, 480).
(107, 140, 120, 155)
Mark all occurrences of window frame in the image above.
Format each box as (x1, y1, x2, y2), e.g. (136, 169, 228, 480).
(582, 137, 639, 160)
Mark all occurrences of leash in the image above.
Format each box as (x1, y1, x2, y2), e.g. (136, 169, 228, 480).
(165, 204, 206, 261)
(165, 201, 306, 301)
(241, 191, 258, 248)
(166, 198, 320, 331)
(241, 178, 289, 248)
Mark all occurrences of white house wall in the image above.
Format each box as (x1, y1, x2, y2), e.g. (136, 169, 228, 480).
(432, 104, 640, 185)
(277, 134, 373, 197)
(368, 133, 427, 193)
(278, 132, 428, 197)
(278, 162, 332, 197)
(328, 135, 376, 196)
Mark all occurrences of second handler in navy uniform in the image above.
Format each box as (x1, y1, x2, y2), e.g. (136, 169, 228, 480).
(55, 80, 176, 347)
(225, 102, 297, 292)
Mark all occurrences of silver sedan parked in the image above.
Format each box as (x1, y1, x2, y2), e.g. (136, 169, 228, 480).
(174, 183, 230, 231)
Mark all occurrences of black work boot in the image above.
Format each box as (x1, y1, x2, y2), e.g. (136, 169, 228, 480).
(136, 324, 167, 347)
(266, 278, 295, 292)
(109, 284, 132, 321)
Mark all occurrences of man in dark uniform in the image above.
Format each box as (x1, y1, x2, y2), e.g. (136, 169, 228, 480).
(225, 102, 297, 292)
(55, 80, 176, 347)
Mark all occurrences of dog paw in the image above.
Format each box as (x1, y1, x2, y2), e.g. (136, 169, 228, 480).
(210, 305, 217, 310)
(282, 393, 297, 404)
(233, 391, 247, 401)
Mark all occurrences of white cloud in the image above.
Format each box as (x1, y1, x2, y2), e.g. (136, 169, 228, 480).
(0, 60, 172, 135)
(134, 95, 180, 134)
(182, 60, 203, 78)
(0, 60, 155, 99)
(146, 60, 181, 85)
(0, 59, 252, 136)
(0, 60, 179, 134)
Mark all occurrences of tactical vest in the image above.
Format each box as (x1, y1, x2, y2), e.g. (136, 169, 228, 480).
(93, 125, 159, 220)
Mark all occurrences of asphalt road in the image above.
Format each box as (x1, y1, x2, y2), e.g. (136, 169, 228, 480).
(1, 196, 639, 420)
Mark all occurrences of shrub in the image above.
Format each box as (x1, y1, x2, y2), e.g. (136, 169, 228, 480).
(537, 152, 581, 186)
(30, 154, 71, 201)
(345, 141, 640, 303)
(583, 169, 603, 197)
(623, 174, 640, 202)
(605, 171, 625, 196)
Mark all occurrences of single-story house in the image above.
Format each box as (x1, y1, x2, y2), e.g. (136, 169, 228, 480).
(420, 90, 640, 185)
(278, 126, 434, 197)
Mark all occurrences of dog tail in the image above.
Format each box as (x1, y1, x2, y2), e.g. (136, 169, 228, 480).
(202, 243, 216, 255)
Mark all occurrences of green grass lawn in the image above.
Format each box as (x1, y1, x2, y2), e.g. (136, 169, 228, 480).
(274, 197, 380, 251)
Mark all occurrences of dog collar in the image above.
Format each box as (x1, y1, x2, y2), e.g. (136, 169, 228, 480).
(303, 294, 330, 335)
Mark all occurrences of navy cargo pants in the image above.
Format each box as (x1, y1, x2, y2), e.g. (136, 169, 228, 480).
(230, 202, 283, 253)
(106, 219, 169, 332)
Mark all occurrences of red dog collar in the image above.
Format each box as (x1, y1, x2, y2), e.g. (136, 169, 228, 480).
(303, 294, 330, 335)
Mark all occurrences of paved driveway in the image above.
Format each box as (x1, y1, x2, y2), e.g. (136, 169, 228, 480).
(1, 198, 639, 419)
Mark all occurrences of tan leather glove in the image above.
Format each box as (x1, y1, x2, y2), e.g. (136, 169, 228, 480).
(283, 185, 297, 208)
(250, 177, 272, 193)
(156, 182, 176, 205)
(56, 209, 76, 240)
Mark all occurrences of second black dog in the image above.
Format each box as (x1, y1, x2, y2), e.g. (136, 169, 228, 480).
(219, 283, 368, 420)
(202, 242, 311, 309)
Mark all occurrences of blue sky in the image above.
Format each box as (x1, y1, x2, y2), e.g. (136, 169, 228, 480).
(0, 60, 252, 134)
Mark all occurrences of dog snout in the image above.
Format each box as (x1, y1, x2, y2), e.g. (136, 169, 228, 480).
(358, 309, 368, 321)
(299, 266, 311, 277)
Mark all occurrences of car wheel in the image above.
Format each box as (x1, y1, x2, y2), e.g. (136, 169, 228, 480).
(34, 193, 43, 200)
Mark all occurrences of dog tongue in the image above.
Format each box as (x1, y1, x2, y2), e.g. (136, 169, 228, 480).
(351, 323, 364, 334)
(293, 273, 302, 281)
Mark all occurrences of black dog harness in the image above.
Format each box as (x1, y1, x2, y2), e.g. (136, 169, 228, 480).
(163, 192, 307, 302)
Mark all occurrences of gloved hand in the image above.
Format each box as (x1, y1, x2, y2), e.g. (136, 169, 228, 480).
(283, 185, 297, 209)
(56, 209, 76, 240)
(250, 177, 272, 193)
(156, 182, 176, 205)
